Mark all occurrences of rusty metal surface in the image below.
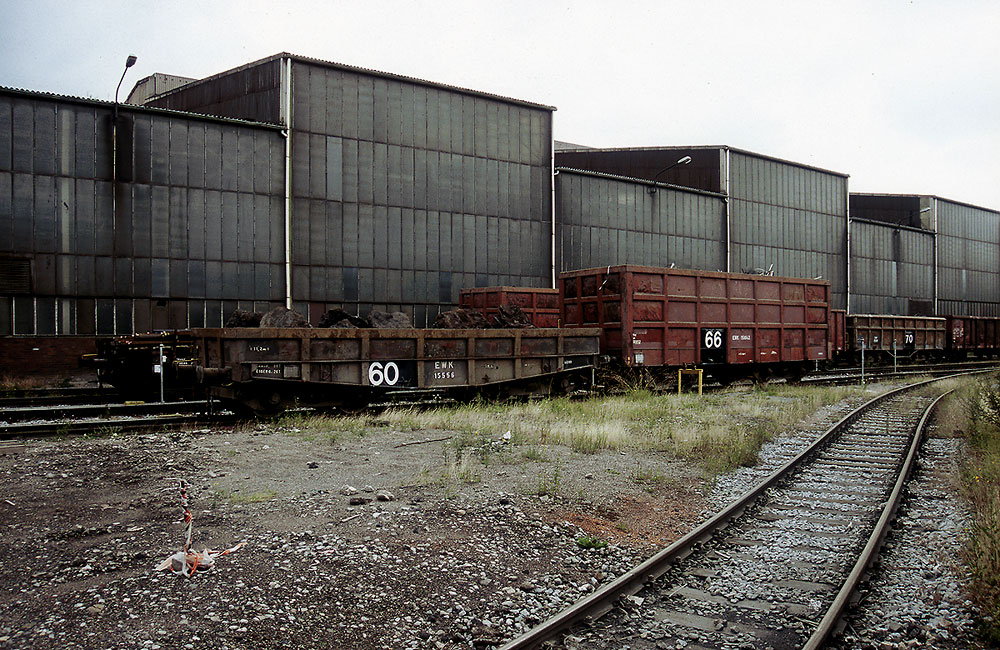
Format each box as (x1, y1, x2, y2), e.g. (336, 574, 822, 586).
(945, 315, 1000, 351)
(846, 314, 946, 352)
(459, 287, 560, 327)
(192, 327, 600, 390)
(560, 265, 831, 367)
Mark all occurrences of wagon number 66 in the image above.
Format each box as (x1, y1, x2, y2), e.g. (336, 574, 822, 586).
(368, 361, 400, 386)
(704, 329, 724, 349)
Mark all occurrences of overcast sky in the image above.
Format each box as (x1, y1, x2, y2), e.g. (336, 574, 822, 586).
(2, 0, 998, 211)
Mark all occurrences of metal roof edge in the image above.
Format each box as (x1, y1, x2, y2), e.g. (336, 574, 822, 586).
(850, 192, 999, 214)
(0, 85, 284, 131)
(151, 52, 556, 112)
(555, 166, 727, 199)
(849, 216, 935, 235)
(557, 144, 850, 179)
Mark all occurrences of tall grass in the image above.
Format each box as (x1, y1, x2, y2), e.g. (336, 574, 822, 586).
(959, 377, 1000, 643)
(374, 384, 867, 474)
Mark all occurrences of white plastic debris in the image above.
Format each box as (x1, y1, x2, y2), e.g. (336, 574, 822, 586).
(156, 479, 244, 577)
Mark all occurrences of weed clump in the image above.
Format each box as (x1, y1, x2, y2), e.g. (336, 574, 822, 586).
(960, 378, 1000, 643)
(575, 536, 608, 550)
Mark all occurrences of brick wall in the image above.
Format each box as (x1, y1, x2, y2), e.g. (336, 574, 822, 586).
(0, 337, 101, 381)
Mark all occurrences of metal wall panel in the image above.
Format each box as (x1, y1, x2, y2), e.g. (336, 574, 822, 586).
(2, 90, 285, 335)
(937, 199, 1000, 314)
(727, 152, 848, 309)
(849, 220, 934, 315)
(276, 60, 553, 324)
(555, 170, 726, 273)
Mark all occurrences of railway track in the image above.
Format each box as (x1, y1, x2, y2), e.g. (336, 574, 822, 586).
(801, 359, 998, 385)
(500, 375, 962, 650)
(0, 407, 239, 441)
(0, 400, 212, 423)
(0, 386, 120, 408)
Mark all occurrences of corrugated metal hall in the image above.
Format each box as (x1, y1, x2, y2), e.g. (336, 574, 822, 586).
(142, 53, 556, 326)
(0, 87, 286, 338)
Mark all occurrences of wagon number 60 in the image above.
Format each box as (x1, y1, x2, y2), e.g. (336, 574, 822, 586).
(368, 361, 400, 386)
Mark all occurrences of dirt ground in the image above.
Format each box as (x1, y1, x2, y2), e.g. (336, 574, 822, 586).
(0, 417, 709, 650)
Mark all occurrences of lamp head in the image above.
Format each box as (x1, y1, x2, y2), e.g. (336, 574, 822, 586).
(125, 55, 138, 68)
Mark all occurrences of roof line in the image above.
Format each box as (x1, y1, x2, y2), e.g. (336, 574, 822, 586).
(555, 166, 727, 199)
(557, 144, 850, 178)
(0, 85, 284, 130)
(152, 52, 556, 111)
(849, 216, 934, 235)
(850, 192, 999, 214)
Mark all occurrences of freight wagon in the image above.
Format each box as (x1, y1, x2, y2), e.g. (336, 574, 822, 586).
(843, 315, 947, 361)
(560, 265, 831, 382)
(90, 327, 601, 415)
(458, 287, 561, 328)
(946, 316, 1000, 357)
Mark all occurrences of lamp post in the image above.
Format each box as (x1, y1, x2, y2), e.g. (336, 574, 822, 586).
(648, 155, 692, 194)
(115, 55, 138, 104)
(112, 55, 137, 324)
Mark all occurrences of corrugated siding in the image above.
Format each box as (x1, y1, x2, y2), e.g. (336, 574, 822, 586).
(728, 151, 848, 309)
(554, 171, 726, 273)
(554, 148, 723, 194)
(288, 60, 553, 326)
(0, 92, 286, 335)
(850, 220, 934, 315)
(145, 60, 282, 124)
(937, 199, 1000, 315)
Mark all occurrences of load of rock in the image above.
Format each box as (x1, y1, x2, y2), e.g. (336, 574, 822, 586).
(259, 307, 311, 328)
(367, 310, 412, 328)
(224, 309, 263, 327)
(432, 308, 490, 329)
(317, 309, 412, 329)
(491, 304, 534, 328)
(224, 306, 529, 330)
(318, 308, 370, 329)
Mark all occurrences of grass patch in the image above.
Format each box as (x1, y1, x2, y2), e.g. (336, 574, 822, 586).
(272, 411, 385, 442)
(522, 446, 549, 462)
(631, 462, 667, 484)
(0, 373, 49, 394)
(532, 463, 563, 496)
(373, 384, 869, 475)
(575, 535, 608, 550)
(958, 376, 1000, 644)
(216, 488, 278, 504)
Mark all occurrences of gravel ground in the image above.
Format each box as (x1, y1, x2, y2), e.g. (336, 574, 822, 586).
(708, 386, 986, 649)
(0, 386, 987, 649)
(828, 435, 982, 649)
(0, 416, 703, 650)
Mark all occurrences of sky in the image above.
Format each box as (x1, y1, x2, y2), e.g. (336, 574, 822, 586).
(2, 0, 998, 210)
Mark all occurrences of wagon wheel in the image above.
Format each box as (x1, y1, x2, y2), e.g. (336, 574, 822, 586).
(240, 387, 293, 417)
(751, 367, 773, 385)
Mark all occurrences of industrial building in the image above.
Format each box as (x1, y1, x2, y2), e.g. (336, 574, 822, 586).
(2, 52, 1000, 377)
(849, 194, 1000, 317)
(555, 146, 851, 310)
(142, 53, 556, 327)
(0, 86, 286, 339)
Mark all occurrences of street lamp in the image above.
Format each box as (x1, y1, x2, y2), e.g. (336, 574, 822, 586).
(648, 155, 692, 194)
(115, 55, 138, 104)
